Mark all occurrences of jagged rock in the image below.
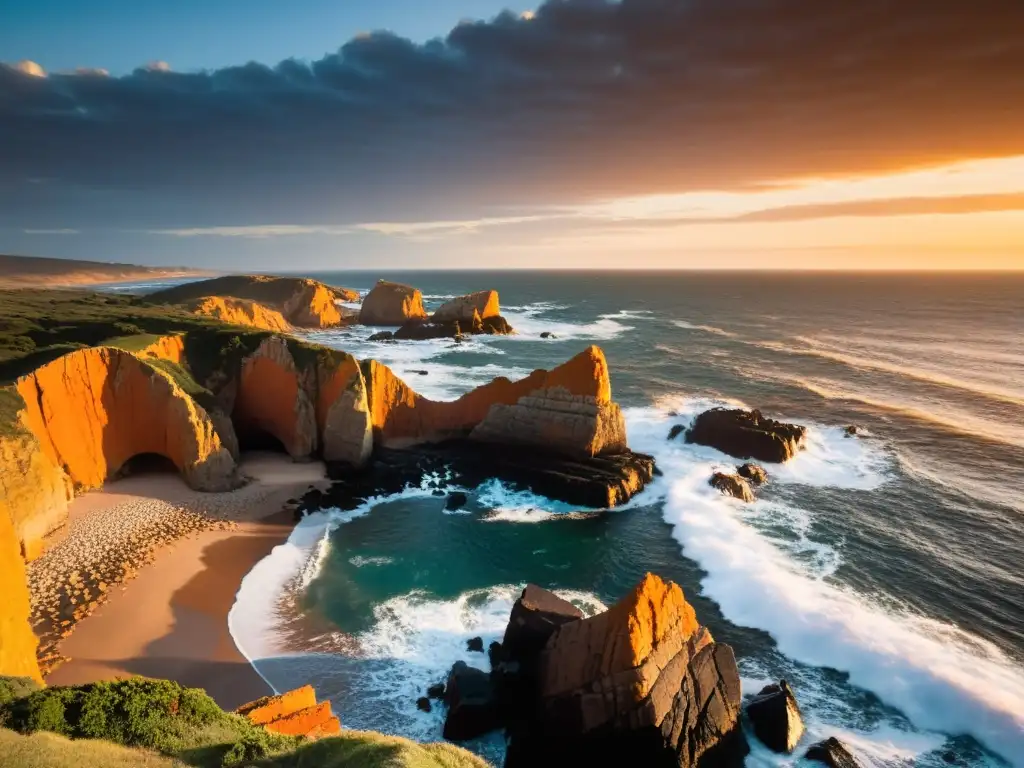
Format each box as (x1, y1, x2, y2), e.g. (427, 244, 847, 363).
(480, 315, 513, 335)
(686, 408, 806, 463)
(843, 425, 858, 438)
(433, 290, 501, 323)
(746, 680, 804, 753)
(446, 492, 468, 511)
(417, 696, 432, 713)
(394, 319, 463, 340)
(488, 641, 503, 667)
(427, 682, 446, 699)
(359, 280, 428, 326)
(368, 331, 395, 342)
(540, 332, 557, 339)
(710, 472, 755, 502)
(805, 737, 862, 768)
(505, 573, 747, 767)
(668, 424, 685, 440)
(737, 463, 768, 485)
(467, 636, 485, 653)
(502, 585, 583, 669)
(443, 661, 501, 741)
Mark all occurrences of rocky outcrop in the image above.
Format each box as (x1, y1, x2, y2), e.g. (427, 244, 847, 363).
(736, 463, 768, 485)
(443, 661, 500, 741)
(186, 296, 293, 332)
(710, 472, 754, 502)
(502, 585, 583, 668)
(359, 280, 428, 326)
(805, 737, 862, 767)
(0, 508, 42, 683)
(237, 685, 341, 738)
(746, 680, 804, 753)
(432, 290, 501, 323)
(0, 429, 72, 561)
(503, 573, 747, 767)
(316, 355, 373, 467)
(146, 274, 357, 328)
(686, 408, 806, 463)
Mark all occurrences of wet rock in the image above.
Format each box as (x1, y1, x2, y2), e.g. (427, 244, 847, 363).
(427, 682, 446, 699)
(480, 315, 514, 335)
(844, 425, 858, 438)
(467, 636, 485, 653)
(710, 472, 755, 502)
(488, 641, 504, 667)
(394, 319, 462, 340)
(540, 332, 557, 339)
(502, 585, 584, 669)
(416, 696, 432, 713)
(368, 331, 395, 342)
(687, 408, 807, 463)
(737, 463, 768, 485)
(410, 369, 429, 376)
(805, 736, 862, 767)
(445, 492, 468, 512)
(668, 424, 685, 441)
(443, 661, 501, 741)
(746, 680, 804, 753)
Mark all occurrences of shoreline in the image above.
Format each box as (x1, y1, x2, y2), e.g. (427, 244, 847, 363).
(0, 268, 212, 290)
(34, 453, 327, 710)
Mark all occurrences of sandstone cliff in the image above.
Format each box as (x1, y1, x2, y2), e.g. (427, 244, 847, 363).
(0, 507, 43, 683)
(359, 280, 428, 326)
(187, 296, 293, 332)
(432, 290, 501, 323)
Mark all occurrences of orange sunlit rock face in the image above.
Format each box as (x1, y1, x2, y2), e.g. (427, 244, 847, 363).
(236, 686, 341, 739)
(14, 346, 237, 496)
(364, 345, 614, 447)
(316, 355, 373, 465)
(188, 296, 293, 332)
(431, 290, 502, 323)
(236, 685, 317, 725)
(0, 509, 43, 683)
(283, 281, 345, 328)
(359, 280, 428, 326)
(0, 429, 73, 560)
(137, 333, 186, 363)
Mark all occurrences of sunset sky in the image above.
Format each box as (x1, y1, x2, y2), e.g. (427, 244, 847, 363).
(2, 0, 1022, 270)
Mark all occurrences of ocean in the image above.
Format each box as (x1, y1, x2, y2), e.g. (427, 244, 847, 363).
(146, 270, 1020, 767)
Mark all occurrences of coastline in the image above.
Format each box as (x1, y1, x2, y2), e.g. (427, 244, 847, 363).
(0, 268, 211, 290)
(36, 453, 327, 710)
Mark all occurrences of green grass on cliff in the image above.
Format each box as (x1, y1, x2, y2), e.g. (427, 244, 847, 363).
(0, 677, 489, 768)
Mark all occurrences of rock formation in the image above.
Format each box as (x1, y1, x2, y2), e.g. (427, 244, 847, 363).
(359, 280, 428, 326)
(805, 737, 862, 767)
(443, 661, 500, 741)
(710, 472, 755, 502)
(432, 290, 501, 324)
(186, 296, 293, 332)
(146, 274, 357, 328)
(501, 573, 747, 767)
(686, 408, 806, 463)
(736, 463, 768, 485)
(746, 680, 804, 752)
(237, 685, 341, 738)
(0, 509, 43, 683)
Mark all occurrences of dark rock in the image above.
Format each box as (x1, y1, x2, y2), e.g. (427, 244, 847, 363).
(431, 489, 446, 497)
(844, 425, 858, 438)
(736, 463, 768, 485)
(416, 696, 432, 713)
(442, 661, 501, 741)
(503, 585, 584, 668)
(505, 573, 748, 768)
(746, 680, 805, 753)
(687, 408, 807, 463)
(710, 472, 755, 502)
(410, 369, 429, 376)
(539, 332, 557, 339)
(368, 331, 395, 342)
(805, 736, 862, 767)
(395, 319, 462, 340)
(467, 636, 485, 653)
(427, 682, 446, 699)
(445, 491, 468, 511)
(667, 424, 685, 441)
(487, 641, 504, 667)
(480, 315, 514, 335)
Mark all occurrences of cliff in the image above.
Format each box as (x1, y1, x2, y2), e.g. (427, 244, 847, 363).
(0, 507, 42, 683)
(186, 296, 293, 332)
(146, 274, 358, 328)
(432, 290, 501, 323)
(359, 280, 428, 326)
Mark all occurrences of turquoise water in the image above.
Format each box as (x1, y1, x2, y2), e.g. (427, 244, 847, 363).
(210, 271, 1022, 767)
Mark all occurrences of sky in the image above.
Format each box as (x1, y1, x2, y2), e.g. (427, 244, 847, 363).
(2, 0, 1023, 271)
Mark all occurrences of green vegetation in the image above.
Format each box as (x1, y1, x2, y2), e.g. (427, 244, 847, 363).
(0, 677, 489, 768)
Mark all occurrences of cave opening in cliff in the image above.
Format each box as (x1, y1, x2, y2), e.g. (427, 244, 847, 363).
(114, 452, 179, 480)
(236, 426, 289, 454)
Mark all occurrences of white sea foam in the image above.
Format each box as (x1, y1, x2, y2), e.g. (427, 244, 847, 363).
(673, 319, 738, 337)
(475, 478, 586, 522)
(499, 301, 636, 341)
(349, 555, 395, 568)
(626, 400, 1024, 766)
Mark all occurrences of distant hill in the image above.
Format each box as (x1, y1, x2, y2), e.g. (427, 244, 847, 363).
(0, 254, 209, 289)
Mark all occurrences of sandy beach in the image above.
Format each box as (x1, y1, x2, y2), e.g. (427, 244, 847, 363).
(34, 453, 327, 710)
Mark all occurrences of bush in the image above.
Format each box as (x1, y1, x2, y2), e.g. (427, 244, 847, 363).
(0, 676, 42, 727)
(221, 729, 278, 766)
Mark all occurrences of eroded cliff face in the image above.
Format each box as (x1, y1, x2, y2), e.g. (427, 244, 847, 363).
(188, 296, 293, 332)
(363, 345, 623, 455)
(0, 508, 42, 683)
(281, 280, 346, 328)
(11, 347, 238, 550)
(0, 429, 72, 561)
(432, 290, 501, 323)
(316, 356, 373, 466)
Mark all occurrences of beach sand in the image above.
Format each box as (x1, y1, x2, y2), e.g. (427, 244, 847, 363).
(38, 453, 327, 710)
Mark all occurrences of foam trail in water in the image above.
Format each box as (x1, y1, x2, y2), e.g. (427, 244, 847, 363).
(628, 400, 1024, 766)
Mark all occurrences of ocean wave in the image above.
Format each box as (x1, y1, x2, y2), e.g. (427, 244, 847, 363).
(499, 303, 634, 341)
(475, 478, 590, 522)
(626, 400, 1024, 767)
(672, 319, 738, 338)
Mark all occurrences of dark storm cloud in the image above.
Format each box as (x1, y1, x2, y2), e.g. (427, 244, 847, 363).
(2, 0, 1023, 231)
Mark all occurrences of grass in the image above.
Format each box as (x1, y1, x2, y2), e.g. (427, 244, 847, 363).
(0, 677, 490, 768)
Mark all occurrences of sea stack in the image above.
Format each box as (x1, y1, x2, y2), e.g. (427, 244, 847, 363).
(359, 280, 428, 326)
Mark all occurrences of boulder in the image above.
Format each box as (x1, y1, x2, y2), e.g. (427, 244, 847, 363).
(686, 408, 806, 463)
(668, 424, 685, 441)
(805, 737, 862, 768)
(359, 280, 428, 326)
(736, 463, 768, 485)
(368, 331, 395, 342)
(746, 680, 804, 753)
(843, 425, 858, 438)
(417, 696, 432, 713)
(467, 636, 485, 653)
(446, 492, 468, 511)
(432, 290, 501, 323)
(443, 661, 501, 741)
(540, 332, 557, 339)
(710, 472, 755, 502)
(394, 319, 462, 340)
(480, 315, 513, 335)
(506, 573, 747, 767)
(427, 682, 446, 699)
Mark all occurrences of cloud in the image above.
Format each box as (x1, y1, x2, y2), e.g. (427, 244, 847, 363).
(1, 0, 1022, 236)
